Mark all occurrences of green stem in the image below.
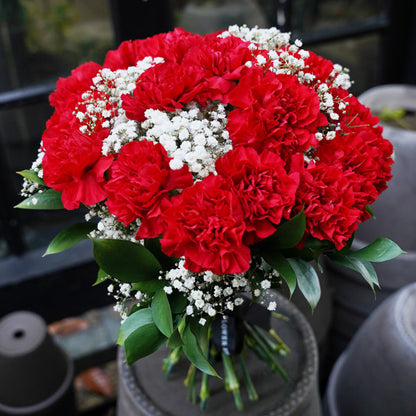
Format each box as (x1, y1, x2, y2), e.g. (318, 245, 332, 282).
(199, 336, 212, 411)
(272, 312, 290, 322)
(162, 346, 182, 378)
(245, 323, 288, 381)
(184, 363, 197, 404)
(222, 353, 243, 411)
(238, 355, 258, 402)
(199, 372, 210, 411)
(269, 328, 291, 355)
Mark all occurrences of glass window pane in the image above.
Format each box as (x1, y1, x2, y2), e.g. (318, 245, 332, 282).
(0, 0, 115, 258)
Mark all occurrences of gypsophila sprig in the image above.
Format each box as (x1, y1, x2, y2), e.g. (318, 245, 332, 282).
(18, 25, 402, 411)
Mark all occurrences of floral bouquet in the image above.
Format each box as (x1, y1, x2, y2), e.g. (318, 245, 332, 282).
(17, 25, 403, 410)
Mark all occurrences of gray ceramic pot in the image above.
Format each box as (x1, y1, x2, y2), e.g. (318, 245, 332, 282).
(117, 292, 322, 416)
(0, 311, 76, 416)
(324, 282, 416, 416)
(324, 84, 416, 356)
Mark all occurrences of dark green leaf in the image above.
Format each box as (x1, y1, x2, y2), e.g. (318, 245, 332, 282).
(43, 222, 96, 256)
(350, 238, 405, 262)
(189, 317, 211, 349)
(17, 169, 46, 186)
(152, 289, 174, 337)
(124, 323, 166, 364)
(263, 252, 296, 297)
(144, 238, 178, 270)
(93, 268, 109, 286)
(15, 189, 64, 210)
(329, 253, 379, 294)
(117, 308, 154, 346)
(365, 205, 374, 218)
(182, 325, 219, 377)
(287, 258, 321, 311)
(91, 238, 162, 282)
(132, 280, 164, 294)
(167, 329, 183, 349)
(261, 210, 306, 250)
(169, 292, 187, 315)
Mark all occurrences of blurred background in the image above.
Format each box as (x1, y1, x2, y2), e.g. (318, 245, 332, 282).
(0, 0, 415, 414)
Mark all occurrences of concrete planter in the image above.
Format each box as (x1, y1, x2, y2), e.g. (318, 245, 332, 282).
(117, 292, 322, 416)
(324, 282, 416, 416)
(0, 311, 76, 416)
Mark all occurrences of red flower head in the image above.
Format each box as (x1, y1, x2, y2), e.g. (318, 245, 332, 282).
(215, 147, 300, 245)
(121, 61, 207, 122)
(49, 62, 102, 112)
(297, 164, 363, 250)
(42, 113, 112, 210)
(181, 34, 255, 102)
(315, 128, 393, 210)
(227, 68, 327, 157)
(103, 28, 202, 70)
(105, 140, 193, 239)
(161, 174, 251, 275)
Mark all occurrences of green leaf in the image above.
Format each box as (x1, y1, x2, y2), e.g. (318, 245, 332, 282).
(167, 328, 183, 349)
(152, 289, 174, 337)
(365, 205, 374, 218)
(124, 322, 166, 364)
(15, 189, 64, 210)
(263, 252, 296, 297)
(43, 222, 96, 256)
(350, 238, 405, 262)
(93, 268, 109, 286)
(181, 325, 219, 378)
(132, 280, 164, 294)
(329, 254, 379, 294)
(17, 169, 46, 186)
(144, 238, 178, 270)
(261, 210, 306, 250)
(169, 292, 187, 315)
(91, 238, 162, 282)
(117, 308, 154, 346)
(287, 258, 321, 311)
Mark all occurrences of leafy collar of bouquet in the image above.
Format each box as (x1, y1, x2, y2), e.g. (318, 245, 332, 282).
(17, 25, 403, 410)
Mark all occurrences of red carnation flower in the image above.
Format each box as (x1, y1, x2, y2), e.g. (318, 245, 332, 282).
(296, 164, 362, 250)
(121, 61, 207, 122)
(103, 28, 202, 70)
(105, 140, 193, 239)
(315, 128, 393, 209)
(42, 113, 112, 210)
(215, 147, 300, 245)
(227, 68, 327, 156)
(49, 62, 102, 112)
(161, 174, 251, 275)
(181, 34, 255, 102)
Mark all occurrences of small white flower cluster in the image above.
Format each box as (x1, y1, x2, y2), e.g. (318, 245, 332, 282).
(94, 57, 164, 105)
(162, 258, 281, 322)
(107, 281, 149, 322)
(225, 24, 291, 50)
(268, 46, 311, 80)
(20, 147, 45, 197)
(102, 115, 139, 155)
(76, 57, 164, 136)
(86, 204, 139, 241)
(329, 64, 352, 90)
(163, 259, 249, 318)
(142, 103, 231, 178)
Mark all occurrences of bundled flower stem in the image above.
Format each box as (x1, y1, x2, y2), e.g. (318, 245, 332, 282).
(17, 24, 404, 411)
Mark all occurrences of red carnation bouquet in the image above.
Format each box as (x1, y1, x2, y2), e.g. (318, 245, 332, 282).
(17, 26, 402, 410)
